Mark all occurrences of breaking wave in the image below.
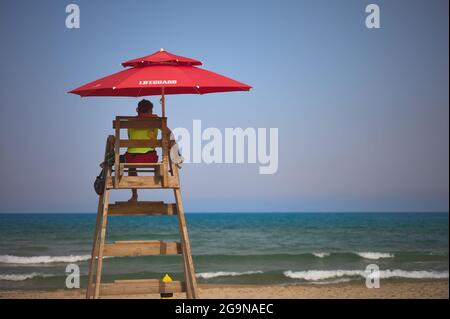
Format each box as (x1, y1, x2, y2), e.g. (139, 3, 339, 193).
(284, 269, 449, 281)
(0, 254, 91, 264)
(196, 271, 263, 279)
(355, 252, 394, 260)
(0, 272, 54, 281)
(312, 252, 330, 258)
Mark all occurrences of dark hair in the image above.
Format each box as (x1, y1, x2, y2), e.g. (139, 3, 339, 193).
(137, 99, 153, 114)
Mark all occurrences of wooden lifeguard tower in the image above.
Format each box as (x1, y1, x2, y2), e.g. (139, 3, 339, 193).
(86, 115, 198, 299)
(68, 48, 251, 299)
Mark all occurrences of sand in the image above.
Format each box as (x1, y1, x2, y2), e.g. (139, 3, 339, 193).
(0, 280, 448, 299)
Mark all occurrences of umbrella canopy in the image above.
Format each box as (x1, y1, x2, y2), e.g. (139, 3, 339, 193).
(121, 48, 202, 67)
(69, 49, 251, 115)
(69, 64, 251, 97)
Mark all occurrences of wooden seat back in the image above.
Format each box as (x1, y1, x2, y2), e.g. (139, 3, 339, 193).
(112, 116, 170, 187)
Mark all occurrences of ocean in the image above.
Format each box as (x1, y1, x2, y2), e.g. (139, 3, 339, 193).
(0, 213, 448, 291)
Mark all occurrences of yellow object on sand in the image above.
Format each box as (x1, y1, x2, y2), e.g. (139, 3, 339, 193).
(161, 273, 174, 299)
(162, 273, 173, 283)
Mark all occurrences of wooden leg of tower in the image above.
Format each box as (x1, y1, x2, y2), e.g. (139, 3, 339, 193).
(179, 230, 192, 299)
(174, 188, 198, 299)
(93, 189, 111, 299)
(86, 193, 104, 299)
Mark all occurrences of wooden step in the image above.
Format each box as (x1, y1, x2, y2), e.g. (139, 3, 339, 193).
(106, 176, 179, 189)
(96, 279, 186, 296)
(103, 240, 182, 257)
(109, 201, 178, 216)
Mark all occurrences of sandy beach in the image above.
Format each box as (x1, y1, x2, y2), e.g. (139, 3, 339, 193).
(1, 280, 448, 299)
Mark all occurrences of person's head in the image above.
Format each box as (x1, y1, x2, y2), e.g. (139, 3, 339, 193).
(136, 99, 153, 115)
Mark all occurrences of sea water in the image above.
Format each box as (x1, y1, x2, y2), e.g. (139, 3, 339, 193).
(0, 213, 448, 290)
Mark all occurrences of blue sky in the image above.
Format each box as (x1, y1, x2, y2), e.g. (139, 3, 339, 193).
(0, 0, 448, 212)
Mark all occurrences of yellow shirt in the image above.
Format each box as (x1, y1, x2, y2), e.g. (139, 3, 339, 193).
(127, 115, 159, 154)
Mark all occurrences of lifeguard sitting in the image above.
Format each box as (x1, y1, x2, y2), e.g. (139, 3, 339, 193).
(125, 99, 159, 202)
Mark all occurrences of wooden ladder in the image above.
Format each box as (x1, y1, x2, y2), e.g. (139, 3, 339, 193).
(86, 118, 198, 299)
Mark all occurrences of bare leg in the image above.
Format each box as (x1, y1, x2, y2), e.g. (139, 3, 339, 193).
(128, 168, 138, 202)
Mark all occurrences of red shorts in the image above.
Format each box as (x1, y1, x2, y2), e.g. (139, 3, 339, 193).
(125, 151, 158, 163)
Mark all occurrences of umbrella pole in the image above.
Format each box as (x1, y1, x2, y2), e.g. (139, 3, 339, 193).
(161, 87, 166, 117)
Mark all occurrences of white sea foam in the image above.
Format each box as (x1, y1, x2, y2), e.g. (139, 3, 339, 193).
(284, 269, 449, 281)
(284, 270, 362, 281)
(355, 252, 394, 260)
(312, 252, 330, 258)
(379, 270, 449, 279)
(0, 254, 91, 264)
(0, 272, 53, 281)
(196, 271, 263, 279)
(429, 252, 447, 256)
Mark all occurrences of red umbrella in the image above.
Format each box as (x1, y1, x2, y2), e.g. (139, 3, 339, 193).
(69, 49, 251, 116)
(121, 49, 203, 67)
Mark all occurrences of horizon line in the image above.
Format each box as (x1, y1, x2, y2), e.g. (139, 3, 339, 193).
(0, 211, 448, 214)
